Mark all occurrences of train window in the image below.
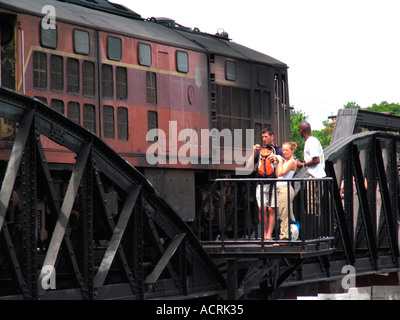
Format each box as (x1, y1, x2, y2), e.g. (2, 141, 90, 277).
(263, 91, 272, 118)
(176, 51, 188, 73)
(67, 58, 80, 94)
(138, 43, 152, 66)
(50, 55, 64, 92)
(225, 61, 236, 81)
(147, 110, 158, 141)
(117, 107, 128, 140)
(107, 36, 122, 61)
(102, 64, 114, 99)
(35, 96, 48, 104)
(82, 61, 95, 97)
(116, 67, 127, 100)
(83, 104, 96, 133)
(40, 23, 57, 49)
(254, 90, 261, 117)
(103, 105, 115, 139)
(146, 71, 157, 104)
(73, 29, 90, 55)
(33, 51, 47, 89)
(51, 99, 64, 114)
(67, 102, 80, 124)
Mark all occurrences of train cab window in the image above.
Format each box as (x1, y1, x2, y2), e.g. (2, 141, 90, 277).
(50, 55, 64, 92)
(102, 64, 114, 99)
(146, 71, 157, 104)
(67, 102, 80, 124)
(51, 99, 65, 114)
(82, 61, 95, 97)
(73, 29, 90, 55)
(33, 51, 47, 89)
(116, 67, 127, 100)
(107, 36, 122, 61)
(117, 107, 128, 140)
(83, 104, 96, 133)
(147, 110, 158, 141)
(103, 105, 115, 139)
(67, 58, 80, 94)
(40, 23, 57, 49)
(225, 60, 236, 81)
(138, 43, 152, 66)
(176, 50, 188, 73)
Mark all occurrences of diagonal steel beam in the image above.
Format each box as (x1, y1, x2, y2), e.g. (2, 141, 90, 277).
(144, 233, 186, 285)
(35, 138, 88, 297)
(94, 186, 141, 289)
(0, 109, 34, 232)
(37, 142, 91, 297)
(237, 259, 280, 299)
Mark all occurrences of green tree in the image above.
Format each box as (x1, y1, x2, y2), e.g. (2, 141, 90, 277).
(365, 101, 400, 115)
(289, 109, 308, 159)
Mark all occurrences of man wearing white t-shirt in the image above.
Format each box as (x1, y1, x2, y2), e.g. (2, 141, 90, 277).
(295, 122, 326, 178)
(295, 121, 326, 217)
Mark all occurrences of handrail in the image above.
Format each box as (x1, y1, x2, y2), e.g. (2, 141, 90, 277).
(195, 177, 334, 248)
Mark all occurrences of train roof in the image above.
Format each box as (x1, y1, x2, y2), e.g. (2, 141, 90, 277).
(0, 0, 288, 68)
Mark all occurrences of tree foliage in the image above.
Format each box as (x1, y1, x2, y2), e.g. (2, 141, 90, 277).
(290, 101, 400, 157)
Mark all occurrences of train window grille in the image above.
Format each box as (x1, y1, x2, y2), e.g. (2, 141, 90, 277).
(73, 29, 90, 55)
(146, 71, 157, 104)
(263, 90, 272, 118)
(257, 66, 268, 86)
(50, 54, 63, 92)
(107, 36, 122, 61)
(51, 99, 64, 114)
(147, 110, 158, 141)
(67, 101, 80, 124)
(82, 61, 95, 97)
(254, 89, 272, 119)
(176, 50, 188, 73)
(67, 58, 80, 94)
(116, 67, 127, 100)
(138, 42, 152, 67)
(117, 107, 128, 140)
(102, 64, 114, 99)
(83, 104, 96, 133)
(40, 22, 57, 49)
(214, 84, 251, 135)
(103, 105, 115, 139)
(33, 51, 47, 89)
(225, 60, 236, 81)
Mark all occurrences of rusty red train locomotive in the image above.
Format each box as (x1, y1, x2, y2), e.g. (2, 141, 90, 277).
(0, 0, 290, 221)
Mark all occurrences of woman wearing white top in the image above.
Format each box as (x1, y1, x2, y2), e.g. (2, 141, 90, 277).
(274, 142, 297, 240)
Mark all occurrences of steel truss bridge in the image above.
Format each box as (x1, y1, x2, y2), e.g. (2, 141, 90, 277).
(0, 88, 399, 299)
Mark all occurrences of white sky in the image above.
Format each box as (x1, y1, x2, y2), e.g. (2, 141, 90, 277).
(116, 0, 400, 130)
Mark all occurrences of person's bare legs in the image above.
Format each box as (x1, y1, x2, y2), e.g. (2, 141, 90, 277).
(259, 207, 275, 240)
(266, 207, 275, 240)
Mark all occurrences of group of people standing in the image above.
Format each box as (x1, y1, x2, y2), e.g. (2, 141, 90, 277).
(246, 122, 326, 242)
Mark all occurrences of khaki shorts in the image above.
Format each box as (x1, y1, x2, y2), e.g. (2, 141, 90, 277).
(256, 183, 276, 208)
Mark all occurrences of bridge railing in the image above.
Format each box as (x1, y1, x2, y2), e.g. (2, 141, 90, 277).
(194, 177, 334, 248)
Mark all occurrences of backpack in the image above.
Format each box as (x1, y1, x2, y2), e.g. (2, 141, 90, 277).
(257, 146, 276, 177)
